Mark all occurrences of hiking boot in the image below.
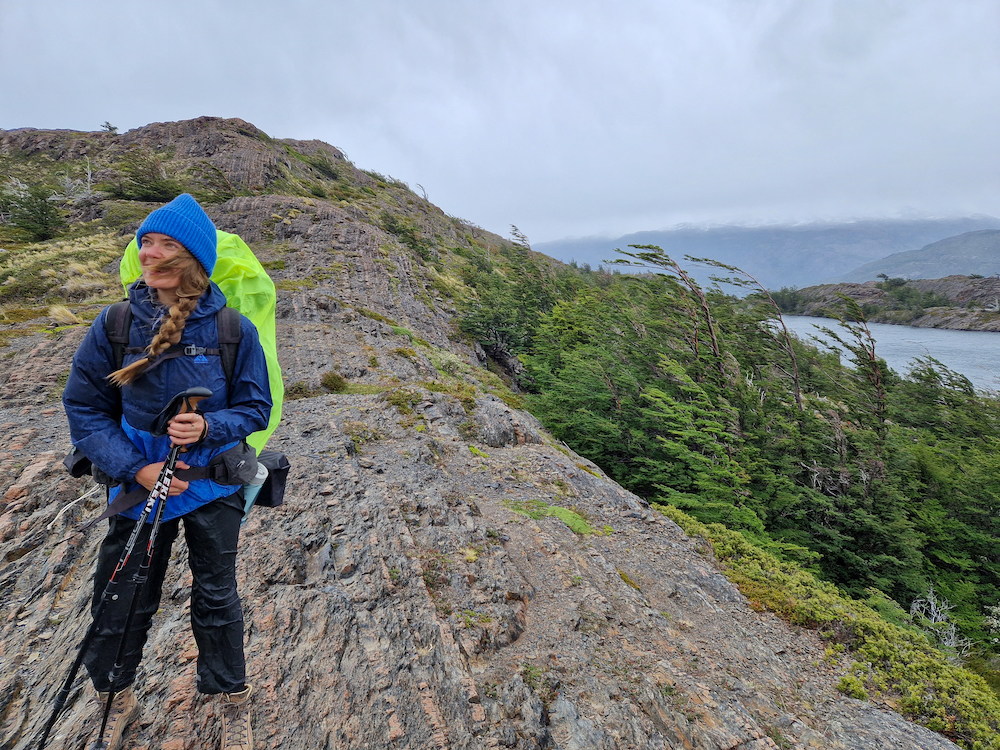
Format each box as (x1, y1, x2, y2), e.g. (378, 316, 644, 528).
(220, 685, 253, 750)
(92, 685, 138, 750)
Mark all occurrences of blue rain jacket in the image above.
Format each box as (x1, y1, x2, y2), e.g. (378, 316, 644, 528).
(63, 280, 272, 521)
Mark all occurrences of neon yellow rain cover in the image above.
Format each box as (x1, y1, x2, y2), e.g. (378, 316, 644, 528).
(120, 230, 284, 453)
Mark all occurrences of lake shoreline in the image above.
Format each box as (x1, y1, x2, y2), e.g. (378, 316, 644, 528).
(782, 315, 1000, 391)
(787, 307, 1000, 333)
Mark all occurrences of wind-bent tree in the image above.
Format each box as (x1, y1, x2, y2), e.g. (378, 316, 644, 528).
(693, 256, 803, 411)
(610, 245, 727, 384)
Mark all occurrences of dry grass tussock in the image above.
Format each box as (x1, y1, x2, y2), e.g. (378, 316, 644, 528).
(0, 233, 123, 306)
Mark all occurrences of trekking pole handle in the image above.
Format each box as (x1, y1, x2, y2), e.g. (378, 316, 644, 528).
(178, 388, 211, 417)
(150, 387, 213, 439)
(174, 388, 211, 453)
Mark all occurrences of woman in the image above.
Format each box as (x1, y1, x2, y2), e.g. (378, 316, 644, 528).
(63, 193, 271, 750)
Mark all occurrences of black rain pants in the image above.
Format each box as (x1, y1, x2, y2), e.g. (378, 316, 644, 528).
(84, 490, 246, 695)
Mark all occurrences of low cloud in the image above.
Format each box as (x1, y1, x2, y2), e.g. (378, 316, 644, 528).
(3, 0, 997, 242)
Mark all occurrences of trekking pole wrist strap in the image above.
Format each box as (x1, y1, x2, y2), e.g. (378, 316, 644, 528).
(195, 411, 209, 444)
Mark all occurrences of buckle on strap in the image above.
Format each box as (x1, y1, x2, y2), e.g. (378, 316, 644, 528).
(184, 345, 207, 356)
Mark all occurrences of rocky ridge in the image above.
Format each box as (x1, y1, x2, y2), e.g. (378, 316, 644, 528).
(0, 119, 963, 749)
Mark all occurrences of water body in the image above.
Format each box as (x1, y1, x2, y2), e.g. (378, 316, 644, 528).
(781, 316, 1000, 392)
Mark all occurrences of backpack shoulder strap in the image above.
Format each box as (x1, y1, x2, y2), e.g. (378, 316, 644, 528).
(215, 306, 242, 386)
(105, 303, 242, 382)
(104, 300, 132, 372)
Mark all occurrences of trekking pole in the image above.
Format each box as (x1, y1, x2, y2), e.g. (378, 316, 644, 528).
(34, 462, 173, 750)
(36, 387, 212, 750)
(91, 442, 178, 748)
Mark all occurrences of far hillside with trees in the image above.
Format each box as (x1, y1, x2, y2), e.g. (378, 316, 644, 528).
(772, 274, 1000, 330)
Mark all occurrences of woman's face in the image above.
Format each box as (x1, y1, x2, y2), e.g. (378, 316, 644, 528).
(139, 232, 185, 293)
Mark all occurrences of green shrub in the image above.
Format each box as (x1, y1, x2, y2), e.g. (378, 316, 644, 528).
(379, 210, 433, 260)
(285, 380, 316, 400)
(656, 503, 1000, 748)
(109, 146, 184, 202)
(187, 161, 238, 203)
(3, 185, 65, 241)
(392, 346, 418, 362)
(838, 674, 868, 700)
(382, 388, 420, 414)
(429, 350, 464, 376)
(320, 371, 348, 393)
(305, 154, 339, 180)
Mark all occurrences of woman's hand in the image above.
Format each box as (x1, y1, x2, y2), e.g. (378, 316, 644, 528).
(167, 412, 207, 446)
(135, 460, 191, 495)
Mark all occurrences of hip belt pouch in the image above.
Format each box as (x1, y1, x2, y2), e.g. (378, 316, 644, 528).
(63, 447, 91, 478)
(255, 450, 290, 507)
(62, 447, 120, 486)
(173, 440, 258, 486)
(217, 440, 259, 485)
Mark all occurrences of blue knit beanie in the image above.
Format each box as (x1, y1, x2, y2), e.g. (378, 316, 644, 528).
(136, 193, 217, 275)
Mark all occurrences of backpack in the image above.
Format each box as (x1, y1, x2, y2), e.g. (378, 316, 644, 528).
(102, 301, 289, 511)
(64, 230, 289, 513)
(119, 230, 284, 453)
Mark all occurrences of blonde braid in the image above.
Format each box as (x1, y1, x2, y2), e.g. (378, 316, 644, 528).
(107, 251, 209, 387)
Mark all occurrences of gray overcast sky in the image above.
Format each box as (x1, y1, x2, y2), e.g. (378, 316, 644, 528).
(2, 0, 999, 243)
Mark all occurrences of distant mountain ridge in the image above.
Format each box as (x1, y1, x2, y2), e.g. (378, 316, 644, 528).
(535, 217, 1000, 289)
(837, 229, 1000, 282)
